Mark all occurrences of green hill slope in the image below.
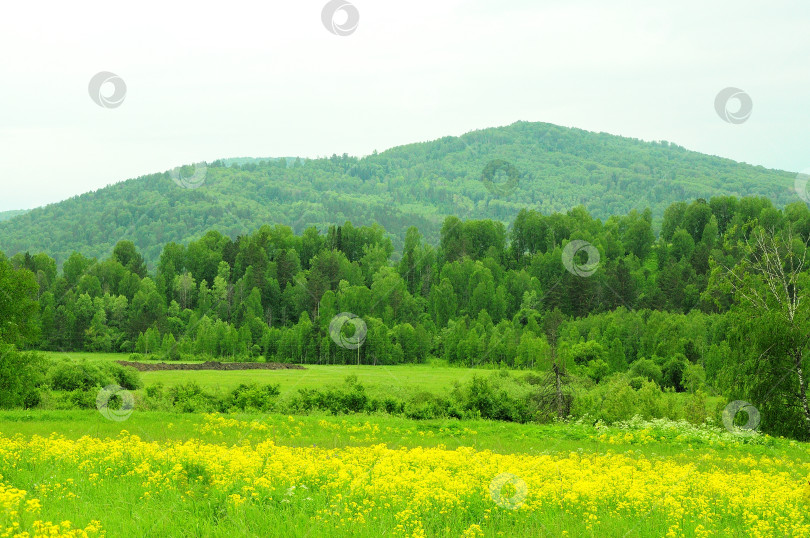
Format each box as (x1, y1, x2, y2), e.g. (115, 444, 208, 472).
(0, 121, 796, 265)
(0, 210, 29, 223)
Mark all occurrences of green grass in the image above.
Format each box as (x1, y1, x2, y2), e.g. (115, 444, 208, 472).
(1, 410, 808, 537)
(38, 351, 516, 399)
(41, 351, 128, 363)
(0, 409, 805, 460)
(14, 353, 809, 536)
(140, 364, 507, 399)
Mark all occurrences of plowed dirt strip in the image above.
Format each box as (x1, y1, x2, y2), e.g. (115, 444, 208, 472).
(116, 360, 305, 371)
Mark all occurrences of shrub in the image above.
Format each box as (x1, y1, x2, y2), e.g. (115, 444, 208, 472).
(403, 392, 452, 420)
(661, 354, 687, 391)
(636, 380, 665, 418)
(139, 383, 171, 411)
(287, 376, 369, 415)
(168, 382, 218, 413)
(598, 376, 639, 423)
(102, 363, 142, 390)
(222, 383, 280, 411)
(682, 363, 706, 394)
(368, 396, 405, 415)
(522, 372, 543, 385)
(68, 389, 97, 409)
(451, 374, 536, 423)
(629, 359, 662, 385)
(0, 345, 44, 409)
(42, 389, 97, 410)
(47, 360, 107, 391)
(684, 390, 708, 425)
(570, 375, 692, 424)
(46, 359, 142, 392)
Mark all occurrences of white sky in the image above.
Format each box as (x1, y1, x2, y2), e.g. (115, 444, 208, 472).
(1, 0, 809, 212)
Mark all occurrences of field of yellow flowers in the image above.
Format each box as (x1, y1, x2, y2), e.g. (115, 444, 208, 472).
(1, 411, 809, 537)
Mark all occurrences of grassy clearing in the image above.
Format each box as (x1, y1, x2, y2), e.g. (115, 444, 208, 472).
(39, 351, 512, 399)
(40, 351, 127, 363)
(38, 351, 726, 412)
(136, 365, 500, 399)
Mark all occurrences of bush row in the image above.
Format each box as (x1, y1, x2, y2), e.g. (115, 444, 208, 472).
(39, 371, 712, 426)
(5, 348, 714, 426)
(1, 350, 142, 410)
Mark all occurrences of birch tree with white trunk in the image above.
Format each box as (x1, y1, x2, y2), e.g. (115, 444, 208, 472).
(722, 225, 810, 439)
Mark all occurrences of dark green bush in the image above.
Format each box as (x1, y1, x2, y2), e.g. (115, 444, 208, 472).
(628, 376, 646, 390)
(168, 382, 218, 413)
(661, 355, 687, 391)
(368, 396, 405, 415)
(451, 374, 536, 423)
(103, 363, 142, 390)
(138, 382, 170, 411)
(570, 372, 713, 424)
(145, 382, 164, 399)
(403, 392, 454, 420)
(222, 383, 280, 411)
(629, 359, 663, 385)
(522, 372, 544, 385)
(47, 360, 106, 391)
(0, 345, 44, 409)
(46, 359, 142, 391)
(291, 377, 369, 415)
(44, 389, 97, 410)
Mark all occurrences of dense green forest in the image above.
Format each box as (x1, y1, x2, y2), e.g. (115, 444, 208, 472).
(2, 194, 810, 437)
(0, 122, 796, 266)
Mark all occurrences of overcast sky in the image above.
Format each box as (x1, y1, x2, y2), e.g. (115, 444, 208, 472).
(1, 0, 809, 212)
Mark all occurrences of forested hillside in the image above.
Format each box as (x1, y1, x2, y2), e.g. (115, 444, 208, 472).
(4, 194, 810, 437)
(0, 122, 796, 266)
(0, 210, 28, 222)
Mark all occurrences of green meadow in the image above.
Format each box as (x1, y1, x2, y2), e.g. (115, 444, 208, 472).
(39, 351, 511, 399)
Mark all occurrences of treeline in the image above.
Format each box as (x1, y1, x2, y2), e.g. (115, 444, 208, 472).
(1, 195, 805, 368)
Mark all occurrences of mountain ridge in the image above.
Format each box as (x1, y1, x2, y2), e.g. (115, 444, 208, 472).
(0, 121, 796, 266)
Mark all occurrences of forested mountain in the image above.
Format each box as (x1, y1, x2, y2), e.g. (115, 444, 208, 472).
(0, 121, 796, 266)
(0, 210, 28, 222)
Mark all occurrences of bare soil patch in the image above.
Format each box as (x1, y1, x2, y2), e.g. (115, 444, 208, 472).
(117, 361, 305, 372)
